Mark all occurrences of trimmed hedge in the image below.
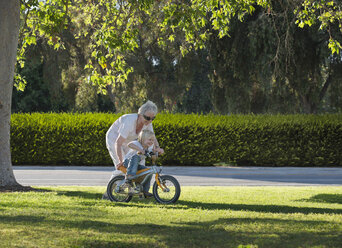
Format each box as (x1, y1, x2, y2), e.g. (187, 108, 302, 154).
(11, 113, 117, 165)
(10, 113, 342, 166)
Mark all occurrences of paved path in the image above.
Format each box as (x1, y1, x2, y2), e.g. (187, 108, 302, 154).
(13, 166, 342, 186)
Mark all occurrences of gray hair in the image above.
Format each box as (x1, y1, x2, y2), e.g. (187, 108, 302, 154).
(138, 100, 158, 115)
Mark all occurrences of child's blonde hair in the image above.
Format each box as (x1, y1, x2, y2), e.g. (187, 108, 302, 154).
(138, 130, 155, 144)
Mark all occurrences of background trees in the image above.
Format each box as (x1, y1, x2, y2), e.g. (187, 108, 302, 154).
(13, 0, 342, 114)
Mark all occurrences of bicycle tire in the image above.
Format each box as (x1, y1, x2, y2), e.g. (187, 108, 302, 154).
(153, 175, 180, 204)
(107, 175, 132, 202)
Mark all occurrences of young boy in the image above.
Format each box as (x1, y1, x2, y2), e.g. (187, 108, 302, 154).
(123, 130, 158, 198)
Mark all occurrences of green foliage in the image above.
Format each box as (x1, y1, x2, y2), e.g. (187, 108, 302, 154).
(10, 113, 342, 166)
(74, 80, 99, 112)
(12, 54, 53, 113)
(15, 0, 342, 116)
(15, 0, 70, 90)
(207, 0, 342, 115)
(16, 0, 342, 115)
(295, 0, 342, 54)
(18, 0, 270, 94)
(155, 113, 342, 166)
(175, 50, 212, 114)
(11, 113, 119, 165)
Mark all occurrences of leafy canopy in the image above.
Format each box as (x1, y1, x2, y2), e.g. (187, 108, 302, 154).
(17, 0, 268, 92)
(19, 0, 342, 92)
(295, 0, 342, 54)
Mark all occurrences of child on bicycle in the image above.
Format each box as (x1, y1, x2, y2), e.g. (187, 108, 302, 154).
(123, 129, 162, 198)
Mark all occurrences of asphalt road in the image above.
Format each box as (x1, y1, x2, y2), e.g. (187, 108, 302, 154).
(13, 166, 342, 186)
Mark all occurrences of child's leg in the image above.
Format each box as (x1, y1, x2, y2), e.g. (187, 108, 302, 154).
(137, 164, 152, 192)
(126, 155, 141, 179)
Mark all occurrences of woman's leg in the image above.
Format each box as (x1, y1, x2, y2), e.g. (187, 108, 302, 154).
(103, 145, 120, 199)
(107, 143, 121, 181)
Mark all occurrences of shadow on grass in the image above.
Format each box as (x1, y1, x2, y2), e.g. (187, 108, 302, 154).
(75, 240, 124, 248)
(56, 190, 103, 200)
(300, 194, 342, 204)
(0, 215, 45, 223)
(1, 214, 341, 248)
(8, 186, 341, 216)
(54, 190, 157, 205)
(105, 199, 342, 215)
(52, 190, 342, 215)
(0, 186, 51, 193)
(175, 200, 342, 215)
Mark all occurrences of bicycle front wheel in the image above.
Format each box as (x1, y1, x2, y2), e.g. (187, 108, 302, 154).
(153, 175, 180, 204)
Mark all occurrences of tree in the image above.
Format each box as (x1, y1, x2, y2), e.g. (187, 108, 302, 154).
(271, 0, 342, 113)
(206, 0, 342, 114)
(1, 0, 70, 189)
(0, 0, 20, 188)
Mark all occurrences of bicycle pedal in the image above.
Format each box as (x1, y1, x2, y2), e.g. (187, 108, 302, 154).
(128, 187, 140, 194)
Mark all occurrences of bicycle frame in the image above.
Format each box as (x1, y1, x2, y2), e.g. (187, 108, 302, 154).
(118, 165, 165, 191)
(107, 156, 180, 203)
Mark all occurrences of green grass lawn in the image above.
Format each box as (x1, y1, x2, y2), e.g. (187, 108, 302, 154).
(1, 186, 342, 248)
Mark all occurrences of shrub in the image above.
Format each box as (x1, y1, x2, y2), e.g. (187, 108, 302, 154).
(11, 113, 342, 166)
(11, 113, 118, 165)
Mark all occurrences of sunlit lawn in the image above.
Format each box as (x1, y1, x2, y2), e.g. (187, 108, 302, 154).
(1, 186, 342, 248)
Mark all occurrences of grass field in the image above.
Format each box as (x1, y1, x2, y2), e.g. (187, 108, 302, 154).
(1, 186, 342, 248)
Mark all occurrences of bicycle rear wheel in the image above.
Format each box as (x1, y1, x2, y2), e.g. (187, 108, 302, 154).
(107, 176, 132, 202)
(153, 175, 180, 204)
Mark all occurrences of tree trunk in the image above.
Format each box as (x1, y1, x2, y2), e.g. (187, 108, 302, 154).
(301, 95, 313, 114)
(0, 0, 20, 187)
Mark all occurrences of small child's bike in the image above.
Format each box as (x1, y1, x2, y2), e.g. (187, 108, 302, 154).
(106, 153, 181, 204)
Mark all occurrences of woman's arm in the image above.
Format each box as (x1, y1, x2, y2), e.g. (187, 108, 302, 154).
(153, 137, 164, 154)
(115, 135, 126, 169)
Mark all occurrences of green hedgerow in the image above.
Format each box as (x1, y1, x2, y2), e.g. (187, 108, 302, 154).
(10, 113, 342, 166)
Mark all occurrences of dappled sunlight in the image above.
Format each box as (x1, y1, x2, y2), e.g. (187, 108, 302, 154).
(1, 186, 342, 247)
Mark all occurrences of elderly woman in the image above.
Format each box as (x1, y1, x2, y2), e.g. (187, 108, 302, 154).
(103, 100, 164, 199)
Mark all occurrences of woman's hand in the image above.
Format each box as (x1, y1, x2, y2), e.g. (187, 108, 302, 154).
(154, 147, 164, 155)
(116, 162, 124, 170)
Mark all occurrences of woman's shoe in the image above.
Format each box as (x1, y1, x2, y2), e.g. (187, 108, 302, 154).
(143, 192, 153, 198)
(102, 193, 110, 200)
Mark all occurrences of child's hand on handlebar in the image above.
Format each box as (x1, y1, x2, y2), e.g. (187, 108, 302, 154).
(144, 150, 153, 158)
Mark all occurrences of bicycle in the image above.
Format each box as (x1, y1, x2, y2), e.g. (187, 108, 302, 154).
(106, 152, 181, 204)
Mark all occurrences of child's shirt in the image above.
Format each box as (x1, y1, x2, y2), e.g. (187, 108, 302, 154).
(124, 140, 154, 166)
